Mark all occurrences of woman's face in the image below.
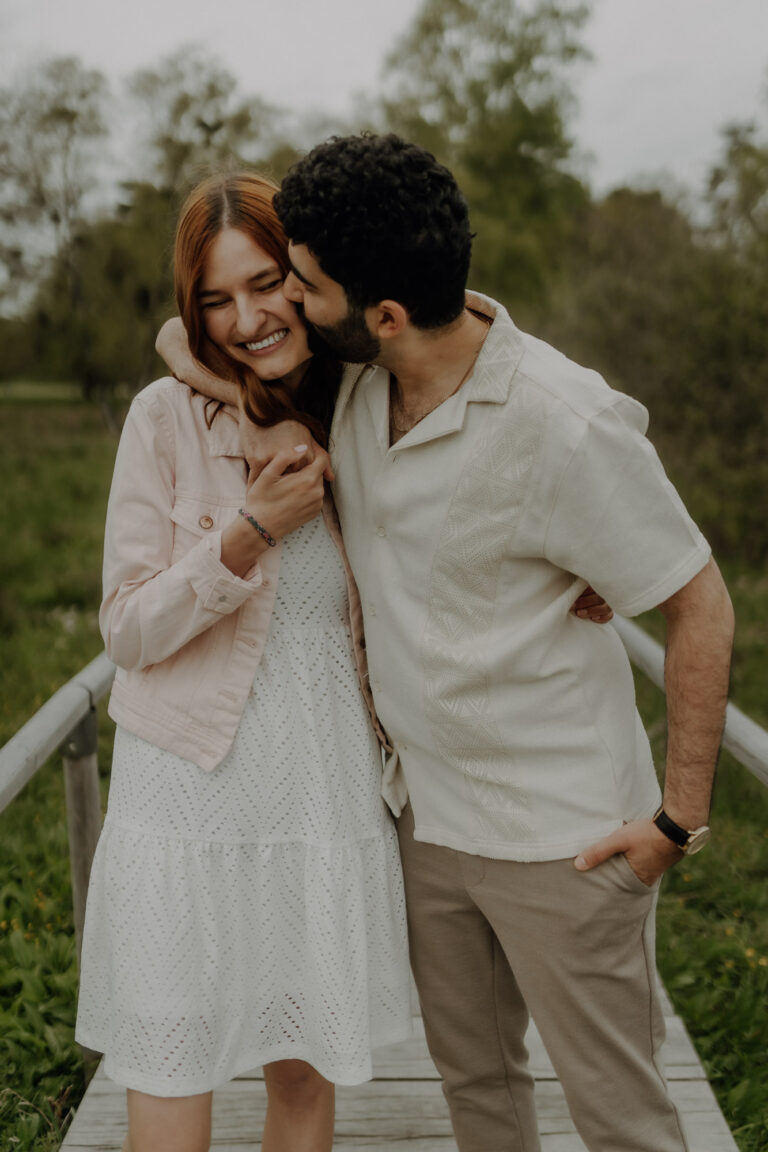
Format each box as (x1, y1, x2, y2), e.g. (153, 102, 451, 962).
(199, 227, 311, 390)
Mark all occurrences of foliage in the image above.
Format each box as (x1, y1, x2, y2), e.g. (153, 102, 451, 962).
(16, 182, 177, 400)
(127, 47, 283, 197)
(382, 0, 591, 308)
(0, 57, 109, 311)
(534, 162, 768, 565)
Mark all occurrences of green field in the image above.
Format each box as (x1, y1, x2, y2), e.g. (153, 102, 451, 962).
(1, 391, 766, 1149)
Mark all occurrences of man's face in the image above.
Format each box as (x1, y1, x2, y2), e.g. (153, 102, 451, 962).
(284, 243, 382, 363)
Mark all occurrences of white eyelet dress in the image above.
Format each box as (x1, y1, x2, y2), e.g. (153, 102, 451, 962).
(76, 516, 412, 1096)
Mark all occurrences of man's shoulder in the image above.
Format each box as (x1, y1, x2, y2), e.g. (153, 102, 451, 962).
(476, 295, 648, 436)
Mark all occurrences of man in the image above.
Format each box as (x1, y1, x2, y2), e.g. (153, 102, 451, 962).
(164, 134, 734, 1151)
(274, 133, 734, 1152)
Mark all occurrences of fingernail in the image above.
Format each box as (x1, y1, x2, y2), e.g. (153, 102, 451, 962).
(293, 444, 308, 452)
(574, 855, 586, 870)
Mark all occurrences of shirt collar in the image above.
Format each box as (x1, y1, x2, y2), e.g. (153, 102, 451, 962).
(333, 292, 526, 453)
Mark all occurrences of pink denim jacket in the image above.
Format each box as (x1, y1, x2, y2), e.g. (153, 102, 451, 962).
(102, 377, 388, 771)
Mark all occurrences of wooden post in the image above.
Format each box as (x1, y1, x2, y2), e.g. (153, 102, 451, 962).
(61, 707, 102, 966)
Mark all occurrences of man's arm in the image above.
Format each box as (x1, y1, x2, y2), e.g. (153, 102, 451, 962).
(575, 557, 734, 884)
(156, 317, 240, 407)
(156, 318, 330, 477)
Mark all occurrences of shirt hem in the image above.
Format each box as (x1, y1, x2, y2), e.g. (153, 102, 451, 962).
(412, 794, 661, 861)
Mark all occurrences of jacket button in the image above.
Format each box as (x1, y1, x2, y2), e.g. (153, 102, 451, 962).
(199, 515, 214, 529)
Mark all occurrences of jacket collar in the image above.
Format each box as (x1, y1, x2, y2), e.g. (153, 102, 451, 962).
(205, 401, 245, 458)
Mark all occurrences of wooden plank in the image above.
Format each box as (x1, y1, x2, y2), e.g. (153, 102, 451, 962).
(62, 1030, 737, 1152)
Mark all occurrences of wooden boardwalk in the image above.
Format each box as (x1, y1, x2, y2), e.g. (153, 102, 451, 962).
(62, 981, 737, 1151)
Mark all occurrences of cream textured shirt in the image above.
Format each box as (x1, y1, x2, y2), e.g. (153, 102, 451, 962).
(330, 293, 711, 861)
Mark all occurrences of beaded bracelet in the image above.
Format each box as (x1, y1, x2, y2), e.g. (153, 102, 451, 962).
(238, 508, 277, 547)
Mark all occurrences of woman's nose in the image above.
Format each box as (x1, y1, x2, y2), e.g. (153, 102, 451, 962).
(235, 294, 266, 334)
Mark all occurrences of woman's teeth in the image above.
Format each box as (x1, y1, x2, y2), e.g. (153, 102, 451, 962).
(244, 329, 288, 352)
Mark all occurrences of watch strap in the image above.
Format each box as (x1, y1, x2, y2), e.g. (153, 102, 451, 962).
(653, 806, 692, 849)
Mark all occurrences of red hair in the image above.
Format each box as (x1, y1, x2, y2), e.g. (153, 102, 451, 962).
(174, 172, 337, 441)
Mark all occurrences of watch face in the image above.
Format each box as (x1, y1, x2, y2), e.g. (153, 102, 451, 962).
(685, 827, 712, 855)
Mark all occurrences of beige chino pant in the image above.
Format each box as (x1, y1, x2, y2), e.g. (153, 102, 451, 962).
(397, 804, 690, 1152)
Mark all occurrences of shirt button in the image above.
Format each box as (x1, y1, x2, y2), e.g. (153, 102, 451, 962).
(199, 515, 214, 529)
(376, 526, 386, 537)
(218, 594, 227, 603)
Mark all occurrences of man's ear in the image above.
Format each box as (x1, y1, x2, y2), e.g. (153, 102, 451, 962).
(367, 299, 409, 341)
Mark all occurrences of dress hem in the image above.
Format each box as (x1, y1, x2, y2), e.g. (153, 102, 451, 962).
(78, 1019, 413, 1095)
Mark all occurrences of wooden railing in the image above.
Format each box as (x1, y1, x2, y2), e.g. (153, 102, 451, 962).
(1, 618, 766, 969)
(0, 652, 115, 962)
(612, 616, 768, 788)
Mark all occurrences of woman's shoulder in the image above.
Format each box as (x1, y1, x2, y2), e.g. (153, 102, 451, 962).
(132, 376, 195, 411)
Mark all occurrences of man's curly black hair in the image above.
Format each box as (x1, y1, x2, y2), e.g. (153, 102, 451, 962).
(274, 133, 473, 330)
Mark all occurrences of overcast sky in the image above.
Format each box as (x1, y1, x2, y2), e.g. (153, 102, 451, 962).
(2, 0, 767, 195)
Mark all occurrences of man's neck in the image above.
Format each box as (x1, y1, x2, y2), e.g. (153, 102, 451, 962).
(382, 308, 491, 406)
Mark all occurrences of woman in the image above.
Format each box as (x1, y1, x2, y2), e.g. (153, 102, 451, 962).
(76, 172, 413, 1152)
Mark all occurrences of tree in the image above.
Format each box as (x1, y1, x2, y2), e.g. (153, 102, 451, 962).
(0, 57, 108, 310)
(18, 182, 177, 404)
(127, 47, 283, 196)
(708, 119, 768, 252)
(382, 0, 590, 310)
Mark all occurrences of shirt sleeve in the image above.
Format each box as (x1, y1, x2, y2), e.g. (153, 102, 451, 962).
(100, 390, 263, 670)
(542, 396, 711, 616)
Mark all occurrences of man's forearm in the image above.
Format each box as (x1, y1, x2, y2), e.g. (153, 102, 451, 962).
(156, 317, 240, 406)
(659, 557, 735, 826)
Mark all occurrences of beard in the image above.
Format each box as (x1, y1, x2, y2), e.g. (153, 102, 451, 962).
(301, 302, 382, 363)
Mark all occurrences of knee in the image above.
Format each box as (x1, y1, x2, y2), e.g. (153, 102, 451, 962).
(265, 1060, 332, 1108)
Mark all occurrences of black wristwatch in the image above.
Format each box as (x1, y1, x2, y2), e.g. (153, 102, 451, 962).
(653, 807, 711, 855)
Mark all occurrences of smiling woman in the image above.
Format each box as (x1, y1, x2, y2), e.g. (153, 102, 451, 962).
(173, 172, 340, 445)
(198, 228, 310, 391)
(71, 170, 413, 1152)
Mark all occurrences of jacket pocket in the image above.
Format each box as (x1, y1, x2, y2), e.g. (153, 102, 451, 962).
(169, 496, 231, 563)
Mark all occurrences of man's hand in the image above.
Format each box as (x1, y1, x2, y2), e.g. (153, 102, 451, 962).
(573, 819, 682, 887)
(574, 557, 733, 886)
(245, 420, 333, 481)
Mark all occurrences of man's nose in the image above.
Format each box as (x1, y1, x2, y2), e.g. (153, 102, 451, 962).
(283, 272, 304, 303)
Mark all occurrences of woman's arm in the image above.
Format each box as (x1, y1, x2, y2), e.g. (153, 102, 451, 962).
(100, 391, 326, 670)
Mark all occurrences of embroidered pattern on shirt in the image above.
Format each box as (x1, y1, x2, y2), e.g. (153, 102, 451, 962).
(422, 384, 546, 843)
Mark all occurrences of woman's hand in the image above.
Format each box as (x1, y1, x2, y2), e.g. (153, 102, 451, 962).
(571, 586, 613, 622)
(220, 446, 327, 577)
(246, 446, 327, 538)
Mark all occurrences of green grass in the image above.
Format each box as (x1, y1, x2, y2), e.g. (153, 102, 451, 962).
(0, 394, 766, 1149)
(634, 579, 768, 1152)
(0, 396, 118, 1148)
